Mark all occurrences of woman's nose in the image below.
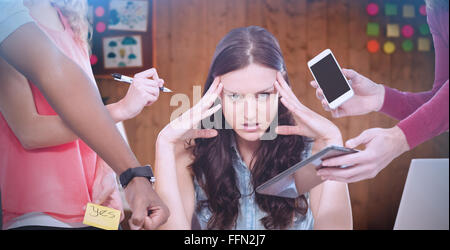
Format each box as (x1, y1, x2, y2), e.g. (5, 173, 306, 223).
(243, 94, 257, 120)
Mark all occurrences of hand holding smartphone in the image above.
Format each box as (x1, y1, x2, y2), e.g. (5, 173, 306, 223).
(308, 49, 354, 109)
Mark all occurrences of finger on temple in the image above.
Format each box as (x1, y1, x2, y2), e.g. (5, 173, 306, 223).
(205, 77, 220, 96)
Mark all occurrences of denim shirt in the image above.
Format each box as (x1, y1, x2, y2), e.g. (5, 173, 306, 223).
(193, 136, 315, 230)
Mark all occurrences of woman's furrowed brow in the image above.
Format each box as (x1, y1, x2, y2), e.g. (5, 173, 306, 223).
(223, 86, 275, 94)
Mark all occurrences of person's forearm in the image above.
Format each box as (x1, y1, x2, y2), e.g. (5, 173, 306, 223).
(397, 81, 449, 149)
(106, 101, 130, 123)
(0, 23, 139, 174)
(312, 181, 353, 230)
(22, 102, 129, 149)
(154, 138, 190, 229)
(380, 85, 436, 121)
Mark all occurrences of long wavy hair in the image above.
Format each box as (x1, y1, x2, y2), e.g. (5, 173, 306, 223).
(24, 0, 91, 48)
(189, 26, 308, 230)
(51, 0, 91, 48)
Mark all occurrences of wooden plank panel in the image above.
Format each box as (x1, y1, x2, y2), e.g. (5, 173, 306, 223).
(94, 0, 448, 229)
(346, 0, 370, 230)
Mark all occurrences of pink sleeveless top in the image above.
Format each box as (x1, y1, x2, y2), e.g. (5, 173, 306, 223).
(0, 9, 98, 225)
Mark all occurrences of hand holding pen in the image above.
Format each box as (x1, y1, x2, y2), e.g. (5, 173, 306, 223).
(111, 68, 171, 121)
(112, 72, 172, 93)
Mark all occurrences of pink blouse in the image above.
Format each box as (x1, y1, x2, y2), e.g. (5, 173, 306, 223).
(0, 9, 98, 225)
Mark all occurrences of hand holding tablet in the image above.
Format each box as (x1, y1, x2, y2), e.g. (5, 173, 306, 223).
(256, 145, 358, 198)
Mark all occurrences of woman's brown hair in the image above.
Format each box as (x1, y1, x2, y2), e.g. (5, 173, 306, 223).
(189, 26, 309, 229)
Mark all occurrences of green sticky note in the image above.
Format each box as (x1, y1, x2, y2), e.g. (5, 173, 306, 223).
(385, 3, 398, 16)
(367, 22, 380, 36)
(419, 24, 430, 35)
(402, 39, 414, 52)
(403, 5, 415, 18)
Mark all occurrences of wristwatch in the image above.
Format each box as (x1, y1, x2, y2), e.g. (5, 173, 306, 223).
(119, 165, 156, 188)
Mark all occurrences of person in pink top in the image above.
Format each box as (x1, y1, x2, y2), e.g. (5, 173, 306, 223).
(310, 0, 449, 183)
(0, 0, 166, 229)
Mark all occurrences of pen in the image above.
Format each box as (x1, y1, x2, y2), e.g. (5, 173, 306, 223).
(111, 73, 173, 93)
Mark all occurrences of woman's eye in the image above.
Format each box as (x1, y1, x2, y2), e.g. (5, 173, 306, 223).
(228, 93, 242, 101)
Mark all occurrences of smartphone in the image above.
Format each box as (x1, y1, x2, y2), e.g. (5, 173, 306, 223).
(308, 49, 354, 109)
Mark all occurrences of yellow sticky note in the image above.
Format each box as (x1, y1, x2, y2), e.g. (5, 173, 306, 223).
(418, 37, 431, 52)
(387, 24, 400, 38)
(83, 203, 121, 230)
(383, 41, 396, 54)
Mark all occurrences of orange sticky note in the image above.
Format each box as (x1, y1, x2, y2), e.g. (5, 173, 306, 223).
(83, 203, 121, 230)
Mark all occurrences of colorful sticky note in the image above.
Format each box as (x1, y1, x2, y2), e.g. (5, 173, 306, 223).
(401, 25, 414, 38)
(96, 21, 106, 33)
(367, 3, 380, 16)
(418, 37, 431, 52)
(385, 3, 398, 16)
(90, 54, 98, 65)
(387, 24, 400, 38)
(367, 40, 380, 53)
(95, 6, 105, 17)
(403, 5, 415, 18)
(367, 22, 380, 36)
(402, 39, 414, 52)
(383, 41, 396, 54)
(83, 203, 121, 230)
(419, 5, 427, 16)
(419, 24, 430, 35)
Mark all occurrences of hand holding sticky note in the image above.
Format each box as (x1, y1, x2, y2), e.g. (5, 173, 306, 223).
(83, 203, 121, 230)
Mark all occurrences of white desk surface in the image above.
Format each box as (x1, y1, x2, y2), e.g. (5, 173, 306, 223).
(394, 158, 449, 230)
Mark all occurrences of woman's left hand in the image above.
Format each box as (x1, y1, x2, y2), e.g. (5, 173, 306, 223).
(274, 72, 342, 147)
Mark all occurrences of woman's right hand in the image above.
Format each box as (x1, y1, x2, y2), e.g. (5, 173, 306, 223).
(310, 69, 385, 118)
(157, 77, 223, 145)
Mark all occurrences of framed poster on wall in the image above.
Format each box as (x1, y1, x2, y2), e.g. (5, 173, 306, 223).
(88, 0, 153, 78)
(103, 35, 143, 69)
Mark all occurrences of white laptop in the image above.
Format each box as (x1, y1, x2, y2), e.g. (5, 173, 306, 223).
(394, 158, 449, 230)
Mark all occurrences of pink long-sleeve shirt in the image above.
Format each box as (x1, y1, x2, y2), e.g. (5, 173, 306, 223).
(380, 7, 449, 149)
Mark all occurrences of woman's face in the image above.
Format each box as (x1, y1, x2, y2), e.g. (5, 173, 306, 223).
(219, 63, 279, 142)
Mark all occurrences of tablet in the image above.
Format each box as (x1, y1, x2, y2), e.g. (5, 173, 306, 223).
(255, 145, 358, 198)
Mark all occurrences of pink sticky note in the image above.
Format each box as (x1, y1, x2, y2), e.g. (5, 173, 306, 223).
(419, 5, 427, 16)
(95, 6, 105, 17)
(96, 22, 106, 33)
(90, 54, 98, 65)
(401, 25, 414, 38)
(367, 3, 379, 16)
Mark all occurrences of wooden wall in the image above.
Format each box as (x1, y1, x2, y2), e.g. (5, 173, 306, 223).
(96, 0, 449, 229)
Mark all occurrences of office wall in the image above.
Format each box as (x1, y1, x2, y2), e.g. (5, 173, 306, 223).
(96, 0, 449, 229)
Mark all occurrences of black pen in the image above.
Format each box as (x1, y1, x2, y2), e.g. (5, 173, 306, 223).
(111, 73, 173, 93)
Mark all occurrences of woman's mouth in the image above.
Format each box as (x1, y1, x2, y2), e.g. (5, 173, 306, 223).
(242, 122, 260, 132)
